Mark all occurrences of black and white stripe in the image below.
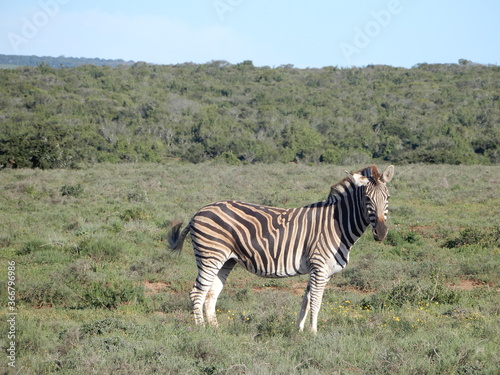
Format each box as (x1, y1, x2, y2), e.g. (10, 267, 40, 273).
(168, 165, 394, 332)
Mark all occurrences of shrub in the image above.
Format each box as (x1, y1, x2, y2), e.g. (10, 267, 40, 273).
(214, 152, 242, 165)
(340, 265, 376, 291)
(361, 282, 460, 310)
(74, 237, 123, 262)
(20, 279, 76, 307)
(127, 189, 148, 202)
(120, 208, 148, 221)
(80, 317, 134, 336)
(320, 148, 342, 164)
(60, 183, 84, 197)
(443, 226, 499, 249)
(256, 311, 296, 338)
(386, 230, 421, 247)
(17, 239, 45, 255)
(81, 279, 144, 309)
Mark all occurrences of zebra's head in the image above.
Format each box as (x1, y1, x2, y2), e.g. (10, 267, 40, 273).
(347, 165, 394, 241)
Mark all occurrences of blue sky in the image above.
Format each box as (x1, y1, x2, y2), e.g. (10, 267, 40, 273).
(1, 0, 499, 68)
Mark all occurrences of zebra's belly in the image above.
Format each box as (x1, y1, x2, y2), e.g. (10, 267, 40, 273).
(234, 255, 309, 278)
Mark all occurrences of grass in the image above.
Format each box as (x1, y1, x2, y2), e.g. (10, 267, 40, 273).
(0, 162, 499, 374)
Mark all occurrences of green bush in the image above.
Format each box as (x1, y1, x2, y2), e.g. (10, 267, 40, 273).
(386, 230, 421, 246)
(443, 227, 499, 249)
(81, 279, 144, 309)
(60, 183, 84, 197)
(361, 282, 460, 310)
(74, 237, 123, 261)
(120, 208, 148, 221)
(20, 279, 76, 307)
(214, 151, 242, 165)
(17, 239, 45, 255)
(80, 317, 134, 336)
(320, 148, 342, 164)
(256, 311, 296, 338)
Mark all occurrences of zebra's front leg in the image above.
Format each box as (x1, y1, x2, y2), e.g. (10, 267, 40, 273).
(297, 282, 311, 331)
(308, 272, 330, 334)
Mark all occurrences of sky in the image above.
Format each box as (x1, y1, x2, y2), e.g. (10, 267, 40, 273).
(1, 0, 499, 68)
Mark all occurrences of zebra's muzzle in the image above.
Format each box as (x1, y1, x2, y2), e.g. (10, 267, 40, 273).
(373, 218, 388, 241)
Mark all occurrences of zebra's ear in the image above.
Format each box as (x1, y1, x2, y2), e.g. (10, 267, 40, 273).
(345, 171, 369, 187)
(381, 165, 395, 183)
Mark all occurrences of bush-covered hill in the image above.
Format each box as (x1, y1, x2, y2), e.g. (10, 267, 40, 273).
(0, 59, 498, 168)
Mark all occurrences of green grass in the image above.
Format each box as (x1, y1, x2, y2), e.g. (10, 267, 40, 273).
(0, 162, 499, 374)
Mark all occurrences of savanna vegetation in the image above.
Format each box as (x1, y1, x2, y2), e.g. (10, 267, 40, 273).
(1, 58, 499, 168)
(0, 162, 498, 374)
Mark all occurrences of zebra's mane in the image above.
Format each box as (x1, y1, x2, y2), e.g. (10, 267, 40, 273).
(327, 165, 381, 203)
(359, 165, 382, 184)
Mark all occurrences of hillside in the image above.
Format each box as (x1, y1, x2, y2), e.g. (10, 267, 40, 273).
(0, 59, 499, 168)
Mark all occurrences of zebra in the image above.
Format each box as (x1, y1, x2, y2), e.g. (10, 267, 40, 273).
(167, 165, 394, 333)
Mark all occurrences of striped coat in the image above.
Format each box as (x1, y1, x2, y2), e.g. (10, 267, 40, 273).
(168, 165, 394, 332)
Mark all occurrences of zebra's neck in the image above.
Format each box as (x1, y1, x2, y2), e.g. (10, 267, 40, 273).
(326, 176, 357, 203)
(326, 178, 370, 248)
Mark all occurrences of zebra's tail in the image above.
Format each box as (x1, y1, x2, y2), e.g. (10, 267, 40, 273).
(167, 221, 190, 253)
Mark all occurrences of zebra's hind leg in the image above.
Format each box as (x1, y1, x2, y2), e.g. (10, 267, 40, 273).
(190, 261, 220, 325)
(297, 282, 311, 331)
(190, 283, 209, 326)
(204, 259, 237, 326)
